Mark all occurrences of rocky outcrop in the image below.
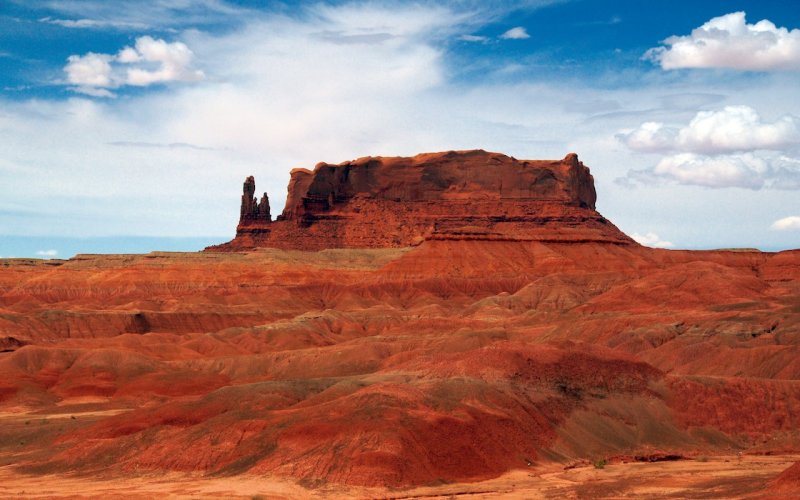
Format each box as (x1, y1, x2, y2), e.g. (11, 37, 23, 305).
(0, 336, 27, 353)
(238, 176, 271, 226)
(212, 150, 633, 251)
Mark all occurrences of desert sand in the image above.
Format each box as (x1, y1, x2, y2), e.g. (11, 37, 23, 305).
(0, 451, 796, 498)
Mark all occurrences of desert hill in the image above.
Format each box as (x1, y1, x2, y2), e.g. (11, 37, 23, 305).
(1, 150, 799, 496)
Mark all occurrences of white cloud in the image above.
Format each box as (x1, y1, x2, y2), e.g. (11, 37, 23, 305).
(63, 36, 204, 96)
(677, 106, 800, 153)
(617, 121, 676, 152)
(771, 215, 800, 231)
(618, 105, 800, 190)
(39, 16, 147, 30)
(64, 52, 114, 87)
(459, 34, 488, 42)
(122, 36, 205, 86)
(624, 152, 800, 190)
(500, 26, 530, 40)
(35, 249, 58, 257)
(619, 106, 800, 154)
(651, 153, 768, 189)
(631, 232, 674, 248)
(645, 11, 800, 71)
(67, 86, 116, 98)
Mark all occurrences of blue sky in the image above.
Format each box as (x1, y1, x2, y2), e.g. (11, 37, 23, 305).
(1, 0, 799, 257)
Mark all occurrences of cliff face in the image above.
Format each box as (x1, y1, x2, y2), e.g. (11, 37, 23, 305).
(215, 150, 632, 251)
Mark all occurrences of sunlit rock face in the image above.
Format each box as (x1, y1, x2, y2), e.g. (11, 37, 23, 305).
(212, 150, 632, 251)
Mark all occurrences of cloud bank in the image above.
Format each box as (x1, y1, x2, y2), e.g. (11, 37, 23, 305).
(619, 106, 800, 190)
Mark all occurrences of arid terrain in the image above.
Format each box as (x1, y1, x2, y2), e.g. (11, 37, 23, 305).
(1, 151, 799, 498)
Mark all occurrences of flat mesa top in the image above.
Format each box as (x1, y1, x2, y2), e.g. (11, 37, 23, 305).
(281, 150, 597, 210)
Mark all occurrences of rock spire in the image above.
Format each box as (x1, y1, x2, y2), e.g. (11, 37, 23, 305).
(239, 176, 271, 225)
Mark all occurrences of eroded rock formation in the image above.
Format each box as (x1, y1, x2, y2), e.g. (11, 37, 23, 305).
(239, 176, 271, 226)
(1, 242, 799, 490)
(212, 150, 632, 251)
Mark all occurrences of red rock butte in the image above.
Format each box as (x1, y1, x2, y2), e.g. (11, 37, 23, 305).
(209, 150, 633, 251)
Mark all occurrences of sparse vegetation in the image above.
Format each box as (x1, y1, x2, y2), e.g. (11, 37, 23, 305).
(594, 459, 607, 469)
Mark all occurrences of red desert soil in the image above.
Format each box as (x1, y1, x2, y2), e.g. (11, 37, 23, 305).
(0, 454, 797, 498)
(0, 150, 798, 497)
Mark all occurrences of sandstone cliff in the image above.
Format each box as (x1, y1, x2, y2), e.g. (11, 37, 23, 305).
(212, 150, 632, 251)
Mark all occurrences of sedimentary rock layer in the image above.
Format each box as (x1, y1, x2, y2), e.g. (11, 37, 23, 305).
(212, 150, 632, 251)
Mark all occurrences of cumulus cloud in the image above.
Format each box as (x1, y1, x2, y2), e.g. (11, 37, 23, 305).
(623, 153, 800, 190)
(618, 106, 800, 154)
(121, 37, 205, 86)
(617, 121, 676, 152)
(651, 153, 768, 189)
(676, 106, 800, 153)
(645, 11, 800, 71)
(35, 249, 58, 257)
(618, 104, 800, 190)
(631, 232, 675, 248)
(500, 27, 530, 40)
(63, 36, 204, 96)
(65, 52, 114, 87)
(771, 215, 800, 231)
